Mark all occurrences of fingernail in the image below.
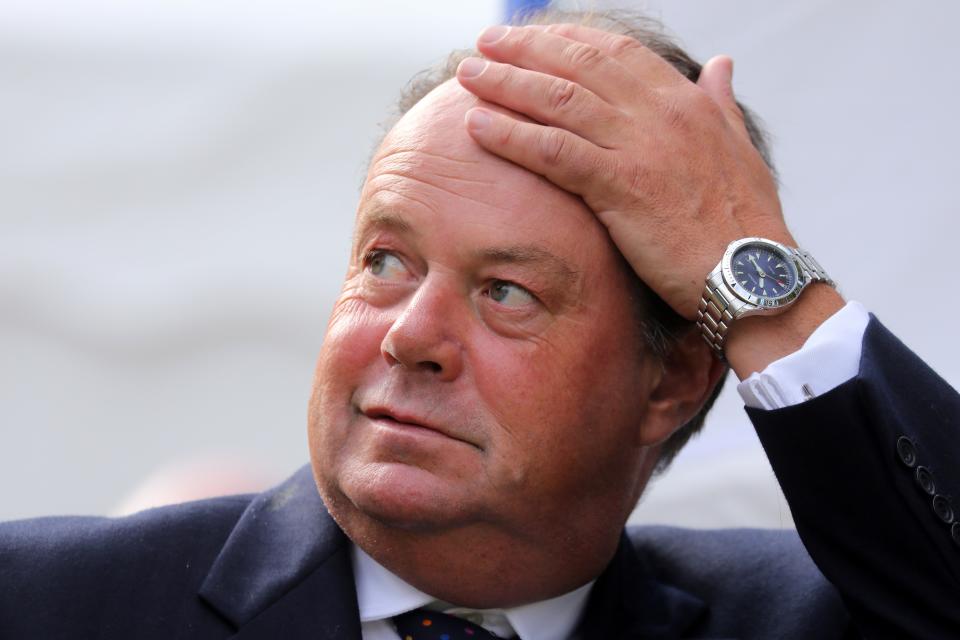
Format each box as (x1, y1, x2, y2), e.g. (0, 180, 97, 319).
(466, 109, 492, 132)
(479, 25, 509, 44)
(458, 57, 487, 79)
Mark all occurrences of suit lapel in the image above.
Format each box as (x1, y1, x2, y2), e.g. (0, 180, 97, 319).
(198, 465, 362, 639)
(576, 532, 707, 639)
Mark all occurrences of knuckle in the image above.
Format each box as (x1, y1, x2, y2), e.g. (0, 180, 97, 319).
(544, 23, 576, 37)
(593, 111, 623, 134)
(546, 78, 578, 113)
(497, 120, 518, 148)
(604, 34, 644, 59)
(563, 41, 604, 70)
(488, 63, 512, 91)
(538, 129, 569, 167)
(511, 26, 534, 49)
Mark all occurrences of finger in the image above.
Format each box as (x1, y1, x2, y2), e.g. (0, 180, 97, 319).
(476, 25, 638, 106)
(533, 23, 682, 88)
(697, 55, 749, 133)
(456, 57, 622, 147)
(464, 106, 614, 200)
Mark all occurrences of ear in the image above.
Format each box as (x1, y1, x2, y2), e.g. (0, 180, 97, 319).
(638, 329, 727, 447)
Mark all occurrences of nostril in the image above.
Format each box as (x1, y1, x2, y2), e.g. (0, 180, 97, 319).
(381, 327, 461, 378)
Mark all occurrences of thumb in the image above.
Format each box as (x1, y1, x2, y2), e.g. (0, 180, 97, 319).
(698, 55, 746, 127)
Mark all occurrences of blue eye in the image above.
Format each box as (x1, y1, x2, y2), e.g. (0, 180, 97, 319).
(366, 251, 408, 280)
(488, 280, 535, 307)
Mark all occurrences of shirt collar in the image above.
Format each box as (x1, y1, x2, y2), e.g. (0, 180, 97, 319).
(351, 544, 433, 621)
(500, 581, 594, 640)
(351, 544, 594, 640)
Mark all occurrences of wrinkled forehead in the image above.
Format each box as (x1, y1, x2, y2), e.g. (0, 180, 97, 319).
(363, 79, 589, 221)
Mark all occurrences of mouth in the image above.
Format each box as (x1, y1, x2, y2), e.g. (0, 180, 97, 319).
(360, 405, 479, 449)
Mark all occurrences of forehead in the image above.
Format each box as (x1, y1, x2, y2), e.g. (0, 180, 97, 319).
(364, 80, 592, 218)
(360, 80, 597, 234)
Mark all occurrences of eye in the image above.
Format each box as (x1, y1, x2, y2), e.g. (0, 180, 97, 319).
(365, 250, 408, 280)
(486, 280, 536, 307)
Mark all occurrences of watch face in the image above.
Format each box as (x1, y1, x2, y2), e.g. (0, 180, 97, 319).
(730, 243, 798, 300)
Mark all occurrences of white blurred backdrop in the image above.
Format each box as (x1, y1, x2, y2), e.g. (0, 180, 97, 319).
(1, 0, 957, 527)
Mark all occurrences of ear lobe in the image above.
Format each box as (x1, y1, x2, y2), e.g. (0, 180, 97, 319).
(638, 330, 726, 447)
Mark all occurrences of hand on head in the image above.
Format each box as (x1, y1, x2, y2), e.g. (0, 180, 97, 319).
(456, 23, 791, 321)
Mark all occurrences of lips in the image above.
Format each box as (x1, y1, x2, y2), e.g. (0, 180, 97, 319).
(359, 404, 478, 449)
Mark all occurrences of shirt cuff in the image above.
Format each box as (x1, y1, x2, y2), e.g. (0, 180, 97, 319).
(737, 301, 870, 410)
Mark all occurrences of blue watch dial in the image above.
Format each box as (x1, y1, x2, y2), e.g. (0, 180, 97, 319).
(731, 244, 797, 300)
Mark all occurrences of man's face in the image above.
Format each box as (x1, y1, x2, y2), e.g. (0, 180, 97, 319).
(308, 81, 660, 558)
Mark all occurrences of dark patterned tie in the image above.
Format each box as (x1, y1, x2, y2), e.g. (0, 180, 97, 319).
(393, 608, 507, 640)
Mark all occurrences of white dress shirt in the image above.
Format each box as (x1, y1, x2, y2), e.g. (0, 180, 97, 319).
(737, 301, 870, 409)
(352, 544, 594, 640)
(353, 301, 870, 639)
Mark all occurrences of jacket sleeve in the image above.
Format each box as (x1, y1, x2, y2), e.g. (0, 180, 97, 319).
(748, 316, 960, 638)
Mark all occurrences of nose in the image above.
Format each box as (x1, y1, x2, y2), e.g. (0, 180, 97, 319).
(380, 277, 464, 381)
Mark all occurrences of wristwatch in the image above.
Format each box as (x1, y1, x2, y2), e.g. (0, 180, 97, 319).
(696, 237, 836, 358)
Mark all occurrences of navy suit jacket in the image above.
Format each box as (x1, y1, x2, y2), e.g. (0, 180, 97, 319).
(2, 317, 959, 639)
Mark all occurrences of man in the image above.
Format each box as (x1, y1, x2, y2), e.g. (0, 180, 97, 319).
(2, 9, 958, 639)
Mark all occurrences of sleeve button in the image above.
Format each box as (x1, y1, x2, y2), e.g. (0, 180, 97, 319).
(896, 436, 917, 467)
(933, 495, 954, 524)
(915, 466, 936, 496)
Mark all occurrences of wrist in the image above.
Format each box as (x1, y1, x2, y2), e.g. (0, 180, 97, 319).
(724, 283, 845, 380)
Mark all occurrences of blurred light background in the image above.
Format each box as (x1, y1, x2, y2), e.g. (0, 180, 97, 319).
(2, 0, 957, 526)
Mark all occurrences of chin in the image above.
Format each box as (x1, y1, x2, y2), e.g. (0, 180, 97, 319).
(317, 459, 478, 533)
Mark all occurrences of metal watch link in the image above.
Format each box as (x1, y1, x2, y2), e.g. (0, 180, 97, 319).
(696, 237, 836, 359)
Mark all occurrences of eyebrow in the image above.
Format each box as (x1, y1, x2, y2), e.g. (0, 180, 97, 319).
(354, 207, 581, 292)
(353, 208, 416, 247)
(474, 246, 581, 292)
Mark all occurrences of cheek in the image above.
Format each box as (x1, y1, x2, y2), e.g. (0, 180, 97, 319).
(309, 298, 392, 455)
(473, 342, 562, 426)
(469, 322, 649, 491)
(473, 323, 636, 419)
(317, 296, 390, 383)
